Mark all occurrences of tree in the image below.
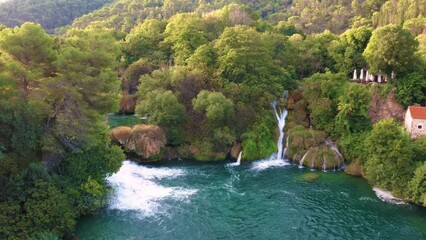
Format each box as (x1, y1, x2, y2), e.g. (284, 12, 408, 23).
(0, 23, 56, 94)
(363, 25, 419, 76)
(135, 90, 185, 143)
(0, 0, 113, 32)
(214, 25, 292, 105)
(41, 27, 121, 156)
(408, 162, 426, 206)
(193, 90, 234, 123)
(0, 164, 76, 239)
(291, 30, 337, 78)
(329, 26, 372, 75)
(302, 72, 348, 133)
(163, 13, 208, 65)
(124, 58, 155, 92)
(123, 19, 166, 65)
(335, 84, 371, 135)
(363, 119, 416, 196)
(395, 72, 426, 107)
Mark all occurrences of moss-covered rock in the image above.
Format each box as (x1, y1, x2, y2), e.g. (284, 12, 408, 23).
(299, 172, 320, 181)
(286, 100, 309, 129)
(286, 125, 327, 159)
(177, 141, 227, 161)
(344, 159, 364, 176)
(285, 126, 344, 170)
(300, 146, 342, 170)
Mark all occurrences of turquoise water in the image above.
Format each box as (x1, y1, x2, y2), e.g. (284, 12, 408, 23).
(76, 160, 426, 239)
(107, 114, 145, 129)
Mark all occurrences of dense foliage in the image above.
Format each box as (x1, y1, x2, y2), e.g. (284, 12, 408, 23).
(0, 0, 113, 33)
(0, 23, 125, 239)
(1, 0, 426, 238)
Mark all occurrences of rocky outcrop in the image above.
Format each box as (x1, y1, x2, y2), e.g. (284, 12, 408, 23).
(286, 125, 344, 170)
(230, 143, 242, 159)
(110, 124, 167, 160)
(369, 87, 405, 123)
(344, 159, 364, 176)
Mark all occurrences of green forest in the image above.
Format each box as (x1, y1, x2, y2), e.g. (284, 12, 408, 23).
(0, 0, 425, 238)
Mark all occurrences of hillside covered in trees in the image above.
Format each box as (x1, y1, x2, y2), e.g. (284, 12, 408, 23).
(0, 0, 114, 32)
(0, 0, 426, 238)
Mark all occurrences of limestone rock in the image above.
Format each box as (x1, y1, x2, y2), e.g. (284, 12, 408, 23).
(369, 87, 405, 123)
(110, 124, 167, 160)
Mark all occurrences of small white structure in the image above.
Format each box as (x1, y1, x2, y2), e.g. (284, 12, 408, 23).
(405, 106, 426, 138)
(353, 69, 357, 80)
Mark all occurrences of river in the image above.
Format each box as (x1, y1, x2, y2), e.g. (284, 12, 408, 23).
(76, 159, 426, 239)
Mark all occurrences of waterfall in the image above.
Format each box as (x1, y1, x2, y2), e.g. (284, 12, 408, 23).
(299, 151, 308, 168)
(283, 135, 289, 158)
(325, 138, 344, 168)
(228, 151, 242, 167)
(251, 101, 289, 171)
(236, 151, 242, 165)
(310, 159, 315, 171)
(322, 157, 327, 172)
(272, 101, 288, 161)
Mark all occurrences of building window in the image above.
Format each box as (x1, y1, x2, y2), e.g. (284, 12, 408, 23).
(418, 125, 423, 130)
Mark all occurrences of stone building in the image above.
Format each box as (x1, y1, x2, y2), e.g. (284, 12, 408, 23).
(405, 106, 426, 138)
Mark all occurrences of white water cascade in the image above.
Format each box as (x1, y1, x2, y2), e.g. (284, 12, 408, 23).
(299, 151, 308, 168)
(325, 138, 344, 169)
(251, 101, 289, 171)
(322, 157, 327, 172)
(272, 101, 288, 161)
(228, 151, 243, 167)
(106, 161, 197, 216)
(236, 151, 242, 165)
(283, 135, 289, 158)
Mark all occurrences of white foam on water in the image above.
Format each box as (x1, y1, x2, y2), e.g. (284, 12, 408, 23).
(372, 187, 407, 205)
(107, 161, 197, 216)
(251, 158, 290, 171)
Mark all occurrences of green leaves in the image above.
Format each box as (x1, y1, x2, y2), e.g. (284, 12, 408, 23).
(363, 24, 418, 75)
(136, 90, 185, 144)
(329, 26, 372, 75)
(363, 119, 416, 196)
(335, 84, 371, 135)
(164, 13, 208, 65)
(193, 91, 234, 122)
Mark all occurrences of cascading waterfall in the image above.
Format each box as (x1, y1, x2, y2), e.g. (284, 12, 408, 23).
(283, 135, 289, 158)
(322, 157, 327, 172)
(227, 151, 242, 167)
(325, 138, 344, 169)
(236, 151, 242, 165)
(331, 147, 343, 161)
(251, 101, 289, 171)
(299, 151, 308, 168)
(272, 101, 288, 161)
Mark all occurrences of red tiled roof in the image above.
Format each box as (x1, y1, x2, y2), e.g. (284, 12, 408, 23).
(408, 106, 426, 119)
